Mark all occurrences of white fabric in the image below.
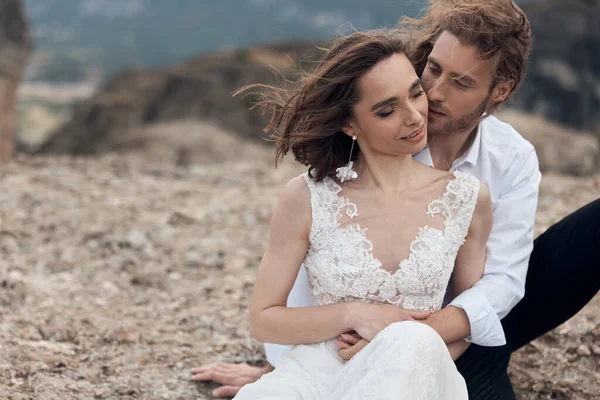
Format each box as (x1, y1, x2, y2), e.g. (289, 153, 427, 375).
(248, 171, 479, 398)
(414, 116, 541, 346)
(236, 322, 468, 400)
(301, 170, 479, 310)
(265, 116, 541, 366)
(265, 268, 311, 367)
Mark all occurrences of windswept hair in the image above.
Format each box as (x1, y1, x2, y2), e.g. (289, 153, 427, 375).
(400, 0, 532, 111)
(235, 30, 410, 182)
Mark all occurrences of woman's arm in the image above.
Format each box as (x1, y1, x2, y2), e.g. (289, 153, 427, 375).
(249, 176, 355, 345)
(435, 181, 493, 358)
(450, 182, 494, 299)
(419, 181, 493, 346)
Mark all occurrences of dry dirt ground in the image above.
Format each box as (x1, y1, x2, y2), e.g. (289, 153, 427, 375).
(0, 152, 598, 400)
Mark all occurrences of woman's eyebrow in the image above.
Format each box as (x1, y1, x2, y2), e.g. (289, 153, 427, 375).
(371, 79, 422, 111)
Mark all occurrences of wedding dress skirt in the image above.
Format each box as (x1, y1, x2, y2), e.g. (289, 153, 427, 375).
(233, 321, 468, 400)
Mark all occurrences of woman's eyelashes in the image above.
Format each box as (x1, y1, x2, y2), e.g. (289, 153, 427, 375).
(375, 89, 425, 119)
(376, 108, 394, 118)
(413, 88, 425, 98)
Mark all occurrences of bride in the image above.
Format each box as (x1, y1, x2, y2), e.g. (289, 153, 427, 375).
(233, 29, 492, 399)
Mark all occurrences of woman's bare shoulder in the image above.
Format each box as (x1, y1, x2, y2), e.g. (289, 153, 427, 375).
(280, 174, 311, 205)
(270, 174, 312, 234)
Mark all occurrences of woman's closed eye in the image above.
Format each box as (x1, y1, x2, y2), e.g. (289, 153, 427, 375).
(411, 88, 425, 98)
(376, 93, 424, 118)
(376, 108, 395, 118)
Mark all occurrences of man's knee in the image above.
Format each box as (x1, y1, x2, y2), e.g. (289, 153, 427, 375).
(454, 344, 515, 398)
(573, 198, 600, 231)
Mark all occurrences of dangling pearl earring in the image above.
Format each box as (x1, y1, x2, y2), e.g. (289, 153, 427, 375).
(336, 135, 358, 183)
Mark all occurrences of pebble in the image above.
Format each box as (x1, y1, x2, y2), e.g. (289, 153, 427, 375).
(127, 230, 149, 249)
(577, 344, 592, 356)
(10, 395, 30, 400)
(185, 249, 202, 268)
(1, 153, 599, 399)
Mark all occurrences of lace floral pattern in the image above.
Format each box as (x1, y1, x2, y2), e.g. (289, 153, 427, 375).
(302, 170, 480, 311)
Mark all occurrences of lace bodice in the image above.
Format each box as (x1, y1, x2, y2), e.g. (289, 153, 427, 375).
(301, 170, 480, 311)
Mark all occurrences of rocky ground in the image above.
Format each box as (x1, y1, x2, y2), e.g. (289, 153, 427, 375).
(0, 149, 598, 400)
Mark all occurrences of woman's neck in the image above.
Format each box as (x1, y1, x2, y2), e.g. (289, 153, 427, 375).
(353, 152, 419, 195)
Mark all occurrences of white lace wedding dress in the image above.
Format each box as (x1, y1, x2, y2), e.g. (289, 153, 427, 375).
(234, 170, 480, 400)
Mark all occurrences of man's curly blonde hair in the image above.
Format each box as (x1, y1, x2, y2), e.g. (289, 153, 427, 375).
(399, 0, 532, 112)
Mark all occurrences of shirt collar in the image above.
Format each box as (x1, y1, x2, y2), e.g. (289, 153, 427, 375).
(412, 147, 434, 167)
(412, 121, 483, 169)
(453, 122, 483, 168)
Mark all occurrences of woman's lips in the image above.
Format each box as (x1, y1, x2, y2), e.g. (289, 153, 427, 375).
(399, 125, 426, 143)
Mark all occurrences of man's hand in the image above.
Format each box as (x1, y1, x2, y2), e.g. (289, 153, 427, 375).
(190, 362, 273, 398)
(447, 339, 472, 361)
(336, 332, 369, 362)
(417, 306, 471, 344)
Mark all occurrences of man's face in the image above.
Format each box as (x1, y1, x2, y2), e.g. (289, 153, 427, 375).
(421, 31, 495, 136)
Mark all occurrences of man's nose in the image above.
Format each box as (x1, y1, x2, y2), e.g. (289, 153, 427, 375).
(426, 79, 445, 104)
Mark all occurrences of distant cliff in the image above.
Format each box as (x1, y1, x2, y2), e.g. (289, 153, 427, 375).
(38, 42, 321, 155)
(37, 0, 599, 173)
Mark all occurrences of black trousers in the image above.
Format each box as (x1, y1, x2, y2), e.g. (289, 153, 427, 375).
(455, 198, 600, 399)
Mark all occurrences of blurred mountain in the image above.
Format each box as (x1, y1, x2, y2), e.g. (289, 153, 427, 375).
(22, 0, 425, 82)
(515, 0, 600, 131)
(23, 0, 539, 82)
(36, 39, 599, 176)
(20, 0, 598, 136)
(36, 42, 320, 154)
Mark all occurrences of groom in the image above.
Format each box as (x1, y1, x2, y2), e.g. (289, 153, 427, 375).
(191, 1, 600, 398)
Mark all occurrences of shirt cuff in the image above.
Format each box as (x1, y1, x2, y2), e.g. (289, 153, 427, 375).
(449, 290, 507, 347)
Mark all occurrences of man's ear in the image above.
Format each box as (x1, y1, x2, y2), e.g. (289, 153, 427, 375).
(491, 79, 515, 105)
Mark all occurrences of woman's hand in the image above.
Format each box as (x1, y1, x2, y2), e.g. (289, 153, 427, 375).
(336, 332, 369, 362)
(349, 302, 431, 341)
(336, 328, 472, 364)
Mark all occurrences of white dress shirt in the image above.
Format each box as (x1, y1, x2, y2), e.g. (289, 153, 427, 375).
(265, 115, 541, 367)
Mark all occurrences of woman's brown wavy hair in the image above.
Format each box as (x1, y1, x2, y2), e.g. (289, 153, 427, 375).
(235, 29, 410, 182)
